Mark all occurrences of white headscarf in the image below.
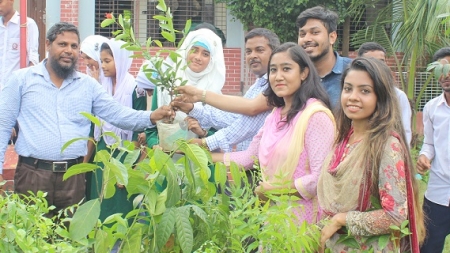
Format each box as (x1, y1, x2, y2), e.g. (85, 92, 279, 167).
(156, 28, 226, 108)
(135, 60, 156, 91)
(94, 39, 137, 145)
(80, 35, 109, 84)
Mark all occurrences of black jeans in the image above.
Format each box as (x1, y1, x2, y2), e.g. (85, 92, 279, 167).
(420, 197, 450, 253)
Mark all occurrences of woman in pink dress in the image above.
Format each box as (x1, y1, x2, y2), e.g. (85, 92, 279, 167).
(317, 57, 425, 252)
(212, 42, 336, 224)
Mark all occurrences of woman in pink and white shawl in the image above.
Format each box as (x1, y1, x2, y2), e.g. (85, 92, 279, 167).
(86, 38, 148, 222)
(212, 42, 336, 224)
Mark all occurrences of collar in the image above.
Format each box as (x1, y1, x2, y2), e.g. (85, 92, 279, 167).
(256, 73, 268, 86)
(0, 11, 20, 26)
(32, 59, 81, 81)
(437, 93, 450, 107)
(331, 51, 345, 75)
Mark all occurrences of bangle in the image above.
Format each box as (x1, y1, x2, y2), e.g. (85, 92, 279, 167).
(201, 89, 206, 105)
(201, 138, 209, 150)
(224, 153, 231, 166)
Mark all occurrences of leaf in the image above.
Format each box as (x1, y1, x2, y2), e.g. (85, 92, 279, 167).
(183, 19, 192, 35)
(94, 230, 110, 253)
(229, 162, 242, 186)
(369, 195, 382, 209)
(156, 207, 176, 250)
(214, 162, 227, 189)
(121, 225, 143, 253)
(63, 163, 98, 181)
(156, 0, 167, 12)
(161, 31, 175, 43)
(443, 64, 450, 77)
(153, 39, 163, 48)
(122, 148, 140, 167)
(130, 26, 136, 43)
(146, 190, 158, 215)
(377, 234, 390, 249)
(175, 206, 193, 253)
(434, 64, 443, 80)
(153, 15, 170, 23)
(177, 141, 209, 179)
(102, 131, 121, 146)
(69, 198, 101, 241)
(125, 45, 142, 52)
(110, 157, 128, 186)
(126, 172, 148, 195)
(104, 170, 117, 199)
(189, 205, 208, 224)
(80, 112, 102, 127)
(101, 18, 115, 28)
(161, 156, 180, 208)
(118, 14, 124, 28)
(154, 189, 168, 216)
(61, 137, 91, 153)
(94, 149, 111, 164)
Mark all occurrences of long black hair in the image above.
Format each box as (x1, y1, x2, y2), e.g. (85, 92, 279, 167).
(264, 42, 331, 123)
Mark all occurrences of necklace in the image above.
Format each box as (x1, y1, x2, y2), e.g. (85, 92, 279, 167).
(340, 140, 362, 163)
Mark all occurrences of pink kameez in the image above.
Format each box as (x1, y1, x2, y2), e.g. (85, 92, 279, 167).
(224, 99, 335, 223)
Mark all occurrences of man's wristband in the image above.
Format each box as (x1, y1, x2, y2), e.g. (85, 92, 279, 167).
(201, 138, 209, 150)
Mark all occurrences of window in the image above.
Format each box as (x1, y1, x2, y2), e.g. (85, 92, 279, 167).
(95, 0, 134, 39)
(95, 0, 227, 45)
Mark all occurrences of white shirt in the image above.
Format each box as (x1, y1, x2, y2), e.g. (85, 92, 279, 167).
(0, 11, 39, 89)
(420, 93, 450, 206)
(395, 87, 412, 145)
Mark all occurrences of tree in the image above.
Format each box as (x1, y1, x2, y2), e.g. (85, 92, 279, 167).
(351, 0, 450, 136)
(214, 0, 315, 42)
(214, 0, 375, 54)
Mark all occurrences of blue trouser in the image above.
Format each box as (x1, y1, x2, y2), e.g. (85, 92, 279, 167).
(420, 197, 450, 253)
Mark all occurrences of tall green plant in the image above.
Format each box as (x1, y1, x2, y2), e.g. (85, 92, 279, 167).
(101, 0, 191, 116)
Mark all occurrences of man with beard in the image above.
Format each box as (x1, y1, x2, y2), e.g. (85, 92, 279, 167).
(0, 22, 173, 217)
(296, 6, 352, 108)
(417, 47, 450, 253)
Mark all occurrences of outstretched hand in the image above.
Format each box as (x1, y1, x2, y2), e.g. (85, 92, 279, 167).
(150, 105, 175, 124)
(174, 86, 203, 103)
(171, 97, 194, 114)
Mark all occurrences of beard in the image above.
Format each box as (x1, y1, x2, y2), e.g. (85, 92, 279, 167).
(49, 55, 77, 79)
(309, 44, 330, 62)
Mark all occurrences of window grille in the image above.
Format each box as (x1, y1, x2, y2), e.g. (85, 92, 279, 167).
(95, 0, 227, 46)
(95, 0, 134, 39)
(392, 72, 442, 111)
(413, 72, 442, 111)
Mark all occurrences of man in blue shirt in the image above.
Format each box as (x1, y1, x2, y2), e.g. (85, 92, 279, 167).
(296, 6, 352, 108)
(0, 22, 173, 216)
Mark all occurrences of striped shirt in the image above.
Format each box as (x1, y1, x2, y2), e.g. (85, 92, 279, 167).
(190, 75, 270, 152)
(0, 60, 153, 173)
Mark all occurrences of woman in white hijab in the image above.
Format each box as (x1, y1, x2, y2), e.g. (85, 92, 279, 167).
(143, 28, 226, 148)
(86, 38, 148, 222)
(80, 35, 109, 83)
